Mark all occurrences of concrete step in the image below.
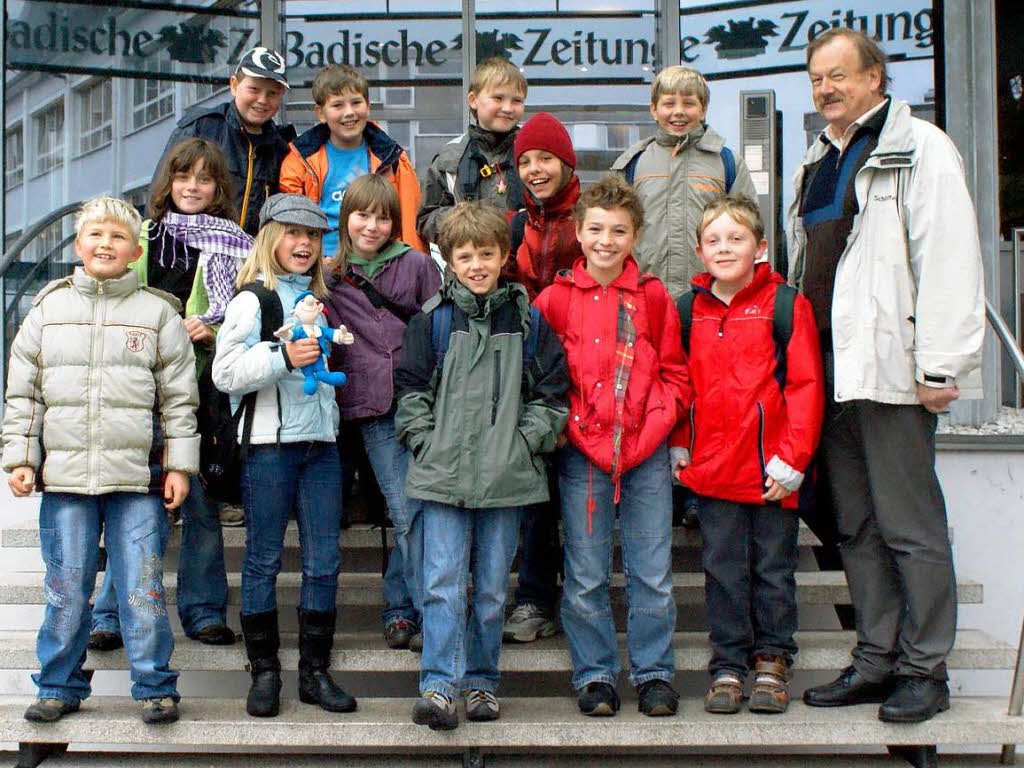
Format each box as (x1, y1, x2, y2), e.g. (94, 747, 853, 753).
(0, 630, 1011, 673)
(0, 520, 824, 550)
(0, 696, 1021, 749)
(0, 570, 985, 607)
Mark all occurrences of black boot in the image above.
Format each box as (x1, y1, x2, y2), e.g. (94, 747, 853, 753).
(240, 610, 282, 718)
(297, 609, 357, 713)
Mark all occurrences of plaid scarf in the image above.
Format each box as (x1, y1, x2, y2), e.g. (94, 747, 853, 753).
(159, 212, 253, 325)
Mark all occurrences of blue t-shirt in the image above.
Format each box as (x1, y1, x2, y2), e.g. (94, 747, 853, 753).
(320, 141, 369, 258)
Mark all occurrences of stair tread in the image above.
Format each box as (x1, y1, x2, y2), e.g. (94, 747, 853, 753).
(0, 696, 1021, 747)
(0, 519, 824, 549)
(0, 570, 986, 606)
(0, 629, 1011, 672)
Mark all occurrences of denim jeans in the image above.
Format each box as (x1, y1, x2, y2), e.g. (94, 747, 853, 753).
(697, 497, 799, 678)
(419, 502, 521, 697)
(512, 459, 561, 613)
(559, 443, 676, 690)
(92, 478, 228, 638)
(240, 442, 342, 616)
(35, 492, 178, 705)
(360, 415, 422, 628)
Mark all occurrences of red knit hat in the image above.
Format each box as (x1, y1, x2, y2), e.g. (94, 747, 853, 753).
(515, 112, 576, 169)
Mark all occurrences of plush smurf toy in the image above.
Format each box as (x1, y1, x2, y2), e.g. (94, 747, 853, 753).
(274, 291, 355, 395)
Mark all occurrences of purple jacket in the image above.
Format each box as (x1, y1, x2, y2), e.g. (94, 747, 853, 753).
(324, 248, 441, 420)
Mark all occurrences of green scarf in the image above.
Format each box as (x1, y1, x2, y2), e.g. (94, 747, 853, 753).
(347, 240, 412, 279)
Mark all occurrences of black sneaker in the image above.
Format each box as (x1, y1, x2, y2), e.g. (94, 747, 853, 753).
(24, 698, 79, 722)
(577, 682, 620, 717)
(637, 679, 679, 716)
(412, 690, 458, 730)
(384, 618, 415, 650)
(141, 697, 179, 724)
(87, 630, 123, 652)
(195, 624, 237, 646)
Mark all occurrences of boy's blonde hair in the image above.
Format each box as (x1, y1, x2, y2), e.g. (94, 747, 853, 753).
(573, 174, 645, 234)
(334, 174, 402, 273)
(436, 202, 510, 263)
(236, 220, 328, 297)
(650, 66, 710, 109)
(75, 196, 142, 243)
(696, 195, 765, 243)
(468, 57, 527, 114)
(312, 65, 369, 105)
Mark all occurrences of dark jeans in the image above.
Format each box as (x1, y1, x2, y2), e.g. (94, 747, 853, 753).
(240, 442, 342, 616)
(512, 459, 562, 612)
(697, 497, 799, 678)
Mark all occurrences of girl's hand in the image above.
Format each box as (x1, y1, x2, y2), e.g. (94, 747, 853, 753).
(184, 317, 215, 344)
(284, 338, 321, 368)
(8, 467, 35, 497)
(762, 476, 793, 502)
(163, 471, 190, 511)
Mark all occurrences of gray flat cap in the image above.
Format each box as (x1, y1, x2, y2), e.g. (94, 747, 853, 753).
(258, 193, 331, 231)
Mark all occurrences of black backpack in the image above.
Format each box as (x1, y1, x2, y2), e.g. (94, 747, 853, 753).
(197, 281, 283, 504)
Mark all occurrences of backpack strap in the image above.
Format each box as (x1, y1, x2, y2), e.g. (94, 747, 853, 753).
(639, 275, 669, 349)
(524, 305, 541, 367)
(772, 283, 797, 393)
(345, 268, 414, 325)
(720, 146, 736, 194)
(238, 280, 284, 343)
(430, 301, 455, 373)
(676, 290, 696, 355)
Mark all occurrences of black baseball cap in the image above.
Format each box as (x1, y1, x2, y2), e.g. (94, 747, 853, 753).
(235, 46, 289, 89)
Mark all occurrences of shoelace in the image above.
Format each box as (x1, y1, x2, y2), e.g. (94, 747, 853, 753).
(424, 690, 454, 710)
(466, 689, 498, 711)
(509, 603, 541, 622)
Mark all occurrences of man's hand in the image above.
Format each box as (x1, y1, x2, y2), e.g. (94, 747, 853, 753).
(917, 383, 960, 414)
(184, 317, 215, 345)
(163, 471, 190, 511)
(8, 467, 35, 497)
(284, 338, 321, 368)
(762, 476, 793, 502)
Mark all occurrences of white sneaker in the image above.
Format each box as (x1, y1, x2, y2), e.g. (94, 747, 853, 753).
(219, 505, 244, 526)
(502, 603, 557, 643)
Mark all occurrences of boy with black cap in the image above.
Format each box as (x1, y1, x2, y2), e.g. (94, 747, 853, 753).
(502, 112, 582, 645)
(154, 46, 295, 237)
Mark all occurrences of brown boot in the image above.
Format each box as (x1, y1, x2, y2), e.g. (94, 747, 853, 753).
(748, 654, 790, 714)
(704, 673, 744, 714)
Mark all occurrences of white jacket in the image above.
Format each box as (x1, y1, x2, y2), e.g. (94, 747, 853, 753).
(1, 269, 199, 493)
(787, 98, 984, 405)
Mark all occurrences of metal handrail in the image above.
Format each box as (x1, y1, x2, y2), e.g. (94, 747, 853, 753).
(988, 299, 1024, 765)
(3, 234, 76, 320)
(0, 202, 82, 280)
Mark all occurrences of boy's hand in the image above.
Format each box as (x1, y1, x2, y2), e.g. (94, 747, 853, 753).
(284, 338, 320, 368)
(8, 467, 35, 497)
(184, 317, 215, 345)
(762, 476, 793, 502)
(556, 432, 568, 449)
(163, 471, 190, 511)
(669, 447, 689, 485)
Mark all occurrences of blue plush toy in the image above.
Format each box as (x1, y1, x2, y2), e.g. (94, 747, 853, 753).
(274, 291, 355, 395)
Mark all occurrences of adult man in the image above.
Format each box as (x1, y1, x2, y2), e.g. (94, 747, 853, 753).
(789, 29, 984, 723)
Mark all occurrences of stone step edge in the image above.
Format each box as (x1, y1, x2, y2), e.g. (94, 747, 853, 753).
(0, 520, 824, 549)
(0, 697, 1021, 748)
(0, 571, 984, 606)
(0, 629, 1012, 673)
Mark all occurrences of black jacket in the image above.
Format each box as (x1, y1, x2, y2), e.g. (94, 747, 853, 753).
(153, 100, 296, 236)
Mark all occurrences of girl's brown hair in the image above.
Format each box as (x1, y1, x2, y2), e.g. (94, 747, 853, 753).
(148, 138, 238, 223)
(235, 220, 328, 297)
(334, 174, 402, 273)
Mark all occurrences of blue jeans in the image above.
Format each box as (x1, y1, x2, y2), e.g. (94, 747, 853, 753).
(697, 498, 799, 678)
(360, 415, 422, 627)
(419, 502, 521, 697)
(35, 492, 178, 705)
(92, 478, 228, 637)
(241, 442, 342, 615)
(558, 443, 676, 690)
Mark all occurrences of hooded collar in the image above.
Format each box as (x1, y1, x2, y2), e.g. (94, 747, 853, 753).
(690, 261, 779, 304)
(566, 255, 641, 292)
(448, 277, 521, 318)
(292, 121, 403, 169)
(72, 267, 141, 298)
(525, 173, 580, 224)
(468, 123, 517, 154)
(655, 123, 706, 150)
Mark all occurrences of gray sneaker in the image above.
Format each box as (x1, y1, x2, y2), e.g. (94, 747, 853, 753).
(219, 505, 245, 526)
(141, 697, 179, 724)
(502, 603, 556, 643)
(412, 690, 458, 730)
(465, 689, 500, 721)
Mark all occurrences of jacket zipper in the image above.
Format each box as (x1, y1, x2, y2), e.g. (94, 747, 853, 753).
(688, 403, 696, 454)
(239, 137, 255, 229)
(756, 401, 766, 475)
(491, 349, 501, 425)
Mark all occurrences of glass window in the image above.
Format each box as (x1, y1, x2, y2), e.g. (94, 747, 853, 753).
(607, 124, 633, 150)
(34, 101, 64, 176)
(77, 80, 113, 155)
(5, 124, 24, 187)
(132, 64, 176, 131)
(123, 185, 150, 215)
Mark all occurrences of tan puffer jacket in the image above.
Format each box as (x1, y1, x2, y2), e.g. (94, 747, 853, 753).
(2, 268, 199, 494)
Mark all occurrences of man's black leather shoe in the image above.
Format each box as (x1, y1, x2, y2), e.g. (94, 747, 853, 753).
(803, 665, 892, 707)
(878, 676, 950, 723)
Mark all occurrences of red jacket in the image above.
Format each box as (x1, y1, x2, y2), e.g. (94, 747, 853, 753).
(508, 175, 583, 301)
(536, 257, 691, 479)
(673, 263, 824, 509)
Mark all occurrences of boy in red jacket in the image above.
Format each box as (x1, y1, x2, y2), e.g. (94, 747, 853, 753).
(672, 196, 823, 715)
(535, 176, 690, 718)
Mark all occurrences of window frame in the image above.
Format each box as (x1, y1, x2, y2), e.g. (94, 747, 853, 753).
(76, 79, 113, 156)
(5, 122, 24, 188)
(32, 100, 65, 177)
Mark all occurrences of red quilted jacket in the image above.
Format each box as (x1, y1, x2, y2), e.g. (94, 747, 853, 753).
(536, 257, 691, 479)
(672, 263, 824, 508)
